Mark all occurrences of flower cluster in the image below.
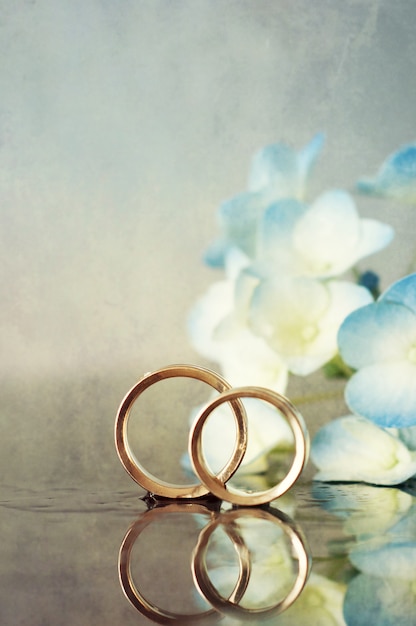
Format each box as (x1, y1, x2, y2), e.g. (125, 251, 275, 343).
(312, 273, 416, 485)
(196, 504, 347, 626)
(188, 136, 416, 485)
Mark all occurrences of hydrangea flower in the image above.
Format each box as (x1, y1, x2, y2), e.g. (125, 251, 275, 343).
(357, 142, 416, 203)
(255, 190, 393, 278)
(250, 276, 373, 376)
(311, 415, 416, 485)
(190, 267, 372, 379)
(338, 273, 416, 428)
(205, 134, 324, 266)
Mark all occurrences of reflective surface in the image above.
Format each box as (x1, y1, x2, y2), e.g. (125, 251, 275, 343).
(2, 479, 415, 625)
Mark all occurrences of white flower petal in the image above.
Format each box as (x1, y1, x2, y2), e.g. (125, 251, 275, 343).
(250, 277, 329, 357)
(353, 218, 394, 262)
(280, 190, 393, 278)
(294, 281, 373, 373)
(223, 246, 251, 281)
(187, 280, 234, 361)
(293, 190, 360, 276)
(219, 329, 289, 393)
(312, 415, 416, 485)
(250, 277, 372, 376)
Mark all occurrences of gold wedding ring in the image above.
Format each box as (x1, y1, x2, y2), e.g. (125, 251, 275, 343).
(115, 364, 247, 499)
(189, 386, 309, 506)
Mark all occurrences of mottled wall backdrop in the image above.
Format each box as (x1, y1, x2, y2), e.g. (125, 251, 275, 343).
(1, 1, 416, 488)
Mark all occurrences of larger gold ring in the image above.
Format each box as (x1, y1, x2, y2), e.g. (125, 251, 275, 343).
(115, 364, 247, 499)
(189, 386, 309, 506)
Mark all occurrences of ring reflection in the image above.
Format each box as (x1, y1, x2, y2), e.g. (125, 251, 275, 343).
(118, 500, 311, 624)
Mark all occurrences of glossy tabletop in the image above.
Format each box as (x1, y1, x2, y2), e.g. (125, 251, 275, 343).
(2, 476, 415, 626)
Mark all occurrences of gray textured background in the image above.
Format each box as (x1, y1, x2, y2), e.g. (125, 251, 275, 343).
(1, 0, 416, 491)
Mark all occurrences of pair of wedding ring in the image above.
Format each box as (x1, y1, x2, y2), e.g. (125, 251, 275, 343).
(115, 364, 309, 505)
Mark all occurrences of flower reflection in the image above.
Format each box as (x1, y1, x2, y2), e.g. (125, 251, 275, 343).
(191, 504, 349, 626)
(344, 574, 416, 626)
(312, 483, 416, 626)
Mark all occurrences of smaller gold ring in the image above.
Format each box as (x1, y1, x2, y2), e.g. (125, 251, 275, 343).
(115, 364, 247, 499)
(189, 386, 309, 506)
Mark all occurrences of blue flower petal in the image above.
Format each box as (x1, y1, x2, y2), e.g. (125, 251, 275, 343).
(248, 143, 298, 193)
(297, 133, 325, 180)
(357, 143, 416, 203)
(248, 134, 324, 199)
(217, 190, 266, 258)
(345, 362, 416, 428)
(338, 301, 416, 369)
(203, 237, 230, 267)
(381, 273, 416, 315)
(388, 144, 416, 179)
(258, 198, 307, 266)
